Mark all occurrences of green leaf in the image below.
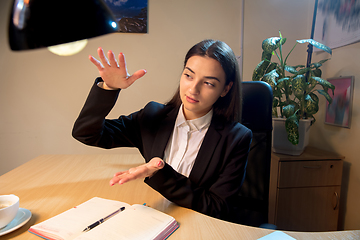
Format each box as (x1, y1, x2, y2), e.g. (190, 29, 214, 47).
(285, 113, 300, 145)
(265, 62, 277, 74)
(296, 39, 332, 55)
(283, 104, 295, 118)
(262, 51, 272, 61)
(273, 88, 282, 98)
(279, 37, 287, 46)
(311, 77, 335, 93)
(317, 58, 330, 65)
(311, 62, 322, 68)
(297, 67, 311, 76)
(304, 94, 319, 115)
(292, 75, 306, 98)
(317, 89, 333, 104)
(252, 60, 270, 81)
(277, 77, 290, 88)
(262, 37, 281, 53)
(273, 98, 279, 108)
(285, 65, 298, 74)
(278, 101, 288, 107)
(261, 69, 279, 88)
(293, 64, 306, 69)
(312, 68, 322, 77)
(309, 92, 319, 103)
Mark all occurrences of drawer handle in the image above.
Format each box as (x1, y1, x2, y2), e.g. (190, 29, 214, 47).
(303, 165, 321, 169)
(334, 192, 339, 210)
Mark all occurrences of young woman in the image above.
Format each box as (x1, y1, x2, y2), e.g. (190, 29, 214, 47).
(72, 39, 252, 222)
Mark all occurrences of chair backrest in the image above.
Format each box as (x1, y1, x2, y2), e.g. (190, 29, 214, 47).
(237, 81, 273, 226)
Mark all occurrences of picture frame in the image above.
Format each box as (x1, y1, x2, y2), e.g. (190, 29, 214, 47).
(313, 0, 360, 50)
(325, 76, 354, 128)
(103, 0, 148, 33)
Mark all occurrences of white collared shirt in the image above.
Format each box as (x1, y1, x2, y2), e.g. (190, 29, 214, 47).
(164, 105, 213, 177)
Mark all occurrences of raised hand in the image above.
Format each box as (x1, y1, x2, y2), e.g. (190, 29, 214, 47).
(109, 157, 165, 186)
(89, 47, 147, 90)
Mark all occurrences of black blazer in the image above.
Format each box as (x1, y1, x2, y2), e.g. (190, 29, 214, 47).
(72, 78, 252, 221)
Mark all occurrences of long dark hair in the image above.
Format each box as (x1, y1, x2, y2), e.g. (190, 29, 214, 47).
(167, 39, 242, 122)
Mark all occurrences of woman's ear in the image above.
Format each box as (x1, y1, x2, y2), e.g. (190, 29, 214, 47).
(221, 82, 233, 97)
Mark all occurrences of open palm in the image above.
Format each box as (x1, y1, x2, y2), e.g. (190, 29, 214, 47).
(89, 47, 146, 89)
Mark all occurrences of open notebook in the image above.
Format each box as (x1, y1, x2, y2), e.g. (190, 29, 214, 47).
(29, 197, 179, 240)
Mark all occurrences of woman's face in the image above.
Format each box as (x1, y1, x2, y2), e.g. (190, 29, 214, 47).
(180, 56, 232, 120)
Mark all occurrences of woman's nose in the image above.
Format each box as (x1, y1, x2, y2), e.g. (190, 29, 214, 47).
(189, 81, 201, 94)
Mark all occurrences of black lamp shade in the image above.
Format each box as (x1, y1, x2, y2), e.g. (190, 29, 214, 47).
(9, 0, 119, 51)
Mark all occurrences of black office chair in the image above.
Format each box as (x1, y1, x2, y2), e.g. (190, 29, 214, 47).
(233, 81, 273, 227)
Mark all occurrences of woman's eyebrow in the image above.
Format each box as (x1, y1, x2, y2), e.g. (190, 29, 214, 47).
(185, 67, 220, 82)
(185, 67, 195, 74)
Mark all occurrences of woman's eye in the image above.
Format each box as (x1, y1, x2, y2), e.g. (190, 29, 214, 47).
(205, 82, 215, 87)
(184, 73, 192, 78)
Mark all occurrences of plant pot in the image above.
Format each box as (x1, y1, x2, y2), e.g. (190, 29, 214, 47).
(272, 118, 312, 156)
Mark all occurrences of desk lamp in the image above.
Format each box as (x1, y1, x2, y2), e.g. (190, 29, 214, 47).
(8, 0, 119, 54)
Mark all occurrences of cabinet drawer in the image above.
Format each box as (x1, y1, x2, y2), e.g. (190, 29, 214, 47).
(278, 160, 343, 188)
(275, 186, 341, 231)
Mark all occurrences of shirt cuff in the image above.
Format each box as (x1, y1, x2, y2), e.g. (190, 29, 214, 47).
(96, 78, 119, 90)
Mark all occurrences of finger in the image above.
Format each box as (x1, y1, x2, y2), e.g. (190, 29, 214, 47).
(118, 52, 126, 69)
(118, 170, 144, 184)
(89, 55, 104, 70)
(148, 157, 165, 170)
(109, 177, 118, 186)
(118, 52, 128, 76)
(110, 172, 136, 186)
(113, 171, 127, 177)
(108, 50, 119, 68)
(97, 47, 110, 67)
(109, 173, 128, 186)
(110, 169, 140, 186)
(118, 176, 132, 185)
(110, 177, 126, 186)
(128, 167, 139, 174)
(126, 69, 147, 86)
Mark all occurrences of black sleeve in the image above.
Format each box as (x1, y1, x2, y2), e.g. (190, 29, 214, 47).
(145, 126, 252, 221)
(72, 78, 143, 150)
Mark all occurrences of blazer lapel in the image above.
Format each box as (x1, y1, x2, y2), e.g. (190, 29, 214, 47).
(189, 117, 223, 184)
(150, 106, 179, 159)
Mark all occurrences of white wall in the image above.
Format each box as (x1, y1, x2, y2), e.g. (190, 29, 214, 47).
(0, 0, 242, 174)
(311, 42, 360, 231)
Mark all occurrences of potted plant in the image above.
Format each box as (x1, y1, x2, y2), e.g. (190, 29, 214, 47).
(252, 31, 335, 155)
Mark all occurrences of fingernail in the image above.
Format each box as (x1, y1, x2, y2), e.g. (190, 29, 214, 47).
(158, 161, 163, 167)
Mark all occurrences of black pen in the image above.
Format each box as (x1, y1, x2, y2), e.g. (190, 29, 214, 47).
(83, 206, 125, 232)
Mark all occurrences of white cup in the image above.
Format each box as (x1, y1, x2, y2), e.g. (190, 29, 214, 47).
(0, 194, 20, 229)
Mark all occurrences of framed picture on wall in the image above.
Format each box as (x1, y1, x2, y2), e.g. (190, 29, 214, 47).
(103, 0, 148, 33)
(325, 76, 354, 128)
(313, 0, 360, 50)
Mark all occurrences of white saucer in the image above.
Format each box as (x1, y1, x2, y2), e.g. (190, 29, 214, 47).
(0, 208, 32, 236)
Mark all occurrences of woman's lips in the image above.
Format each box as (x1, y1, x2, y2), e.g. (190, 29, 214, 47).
(186, 96, 199, 103)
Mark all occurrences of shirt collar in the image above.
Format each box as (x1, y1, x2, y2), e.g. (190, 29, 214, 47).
(175, 104, 213, 132)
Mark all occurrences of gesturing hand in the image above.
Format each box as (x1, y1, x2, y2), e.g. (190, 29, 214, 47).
(109, 157, 165, 186)
(89, 47, 147, 90)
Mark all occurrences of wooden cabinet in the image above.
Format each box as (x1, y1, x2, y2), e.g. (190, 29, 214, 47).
(269, 147, 344, 231)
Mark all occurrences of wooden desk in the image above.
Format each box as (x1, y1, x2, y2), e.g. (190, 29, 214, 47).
(0, 154, 359, 239)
